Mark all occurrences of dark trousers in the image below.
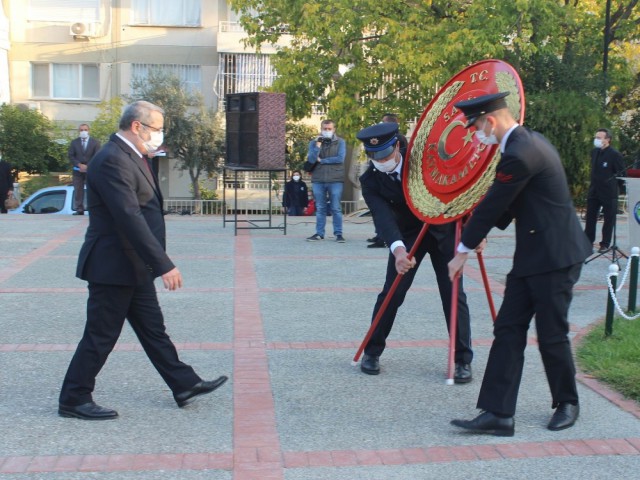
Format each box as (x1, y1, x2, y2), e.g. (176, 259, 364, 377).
(584, 195, 617, 248)
(72, 171, 86, 212)
(476, 263, 582, 416)
(365, 230, 473, 364)
(59, 281, 201, 405)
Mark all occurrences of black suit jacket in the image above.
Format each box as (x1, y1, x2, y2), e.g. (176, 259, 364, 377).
(360, 163, 453, 248)
(462, 126, 592, 277)
(0, 160, 12, 195)
(76, 133, 173, 286)
(587, 145, 625, 200)
(68, 137, 101, 169)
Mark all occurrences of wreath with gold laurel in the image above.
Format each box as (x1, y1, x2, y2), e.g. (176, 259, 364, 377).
(407, 72, 522, 220)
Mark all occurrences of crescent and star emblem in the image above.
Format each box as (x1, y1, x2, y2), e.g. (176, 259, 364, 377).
(437, 120, 474, 160)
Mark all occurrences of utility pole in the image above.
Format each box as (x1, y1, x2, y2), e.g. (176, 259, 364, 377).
(603, 0, 612, 106)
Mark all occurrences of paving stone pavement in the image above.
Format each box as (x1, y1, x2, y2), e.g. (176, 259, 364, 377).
(0, 212, 639, 479)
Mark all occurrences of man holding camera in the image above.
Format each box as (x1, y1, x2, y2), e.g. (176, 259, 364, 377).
(305, 119, 347, 243)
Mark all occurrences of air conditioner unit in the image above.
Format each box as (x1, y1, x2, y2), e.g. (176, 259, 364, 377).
(69, 21, 101, 38)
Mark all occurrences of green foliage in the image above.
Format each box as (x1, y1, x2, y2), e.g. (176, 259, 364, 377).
(525, 91, 608, 204)
(285, 121, 317, 171)
(191, 181, 219, 200)
(47, 121, 76, 172)
(0, 104, 54, 176)
(127, 70, 225, 199)
(90, 97, 125, 145)
(577, 317, 640, 403)
(19, 175, 66, 198)
(230, 0, 640, 195)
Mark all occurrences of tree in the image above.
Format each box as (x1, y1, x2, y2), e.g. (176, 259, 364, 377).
(0, 104, 54, 175)
(128, 69, 225, 199)
(90, 97, 125, 145)
(230, 0, 640, 197)
(285, 121, 317, 172)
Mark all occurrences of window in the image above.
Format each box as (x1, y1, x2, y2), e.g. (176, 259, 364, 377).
(131, 64, 201, 95)
(131, 0, 201, 27)
(31, 63, 100, 100)
(216, 54, 277, 100)
(24, 191, 67, 214)
(27, 0, 99, 22)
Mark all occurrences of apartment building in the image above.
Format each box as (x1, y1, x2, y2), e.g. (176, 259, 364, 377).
(3, 0, 284, 198)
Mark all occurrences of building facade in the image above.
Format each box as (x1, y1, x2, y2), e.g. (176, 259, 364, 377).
(4, 0, 286, 198)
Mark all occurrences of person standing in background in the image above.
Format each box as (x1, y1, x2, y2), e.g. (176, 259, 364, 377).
(0, 158, 13, 213)
(68, 123, 101, 215)
(283, 170, 309, 216)
(305, 119, 346, 243)
(584, 128, 625, 253)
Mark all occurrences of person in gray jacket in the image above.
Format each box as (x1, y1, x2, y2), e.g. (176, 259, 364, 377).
(305, 119, 346, 243)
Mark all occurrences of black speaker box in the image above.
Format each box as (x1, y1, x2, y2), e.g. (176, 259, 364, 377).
(225, 92, 286, 169)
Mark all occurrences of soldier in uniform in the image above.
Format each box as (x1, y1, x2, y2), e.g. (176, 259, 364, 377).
(356, 122, 474, 383)
(449, 92, 591, 436)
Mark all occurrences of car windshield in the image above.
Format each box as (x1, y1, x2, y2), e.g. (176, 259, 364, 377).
(25, 191, 66, 214)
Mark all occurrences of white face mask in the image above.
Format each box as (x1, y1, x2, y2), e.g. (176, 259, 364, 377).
(292, 175, 301, 181)
(321, 130, 334, 139)
(140, 130, 164, 153)
(594, 138, 604, 149)
(475, 120, 498, 145)
(371, 152, 399, 173)
(79, 131, 89, 140)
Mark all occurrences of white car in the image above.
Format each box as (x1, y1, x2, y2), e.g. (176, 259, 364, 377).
(8, 185, 87, 215)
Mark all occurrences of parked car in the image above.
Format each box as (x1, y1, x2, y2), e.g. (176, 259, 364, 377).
(8, 185, 86, 215)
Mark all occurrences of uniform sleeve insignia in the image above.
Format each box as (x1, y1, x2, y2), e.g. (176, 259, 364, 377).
(495, 172, 513, 183)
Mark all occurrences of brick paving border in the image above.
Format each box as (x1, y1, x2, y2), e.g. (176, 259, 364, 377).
(0, 221, 638, 477)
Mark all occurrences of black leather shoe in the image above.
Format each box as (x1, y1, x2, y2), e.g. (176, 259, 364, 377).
(367, 236, 380, 243)
(451, 411, 515, 437)
(360, 354, 380, 375)
(174, 376, 228, 407)
(548, 402, 579, 431)
(58, 402, 118, 420)
(367, 240, 387, 248)
(454, 363, 472, 384)
(72, 211, 84, 215)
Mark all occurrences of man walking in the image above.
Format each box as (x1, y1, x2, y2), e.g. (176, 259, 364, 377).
(59, 101, 227, 420)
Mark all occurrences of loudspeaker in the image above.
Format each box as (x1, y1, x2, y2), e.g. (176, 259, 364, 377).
(225, 92, 286, 169)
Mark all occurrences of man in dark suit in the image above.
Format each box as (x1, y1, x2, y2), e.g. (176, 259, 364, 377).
(584, 128, 625, 253)
(0, 158, 13, 214)
(68, 123, 101, 215)
(59, 101, 227, 420)
(356, 122, 474, 383)
(366, 113, 409, 249)
(449, 92, 592, 436)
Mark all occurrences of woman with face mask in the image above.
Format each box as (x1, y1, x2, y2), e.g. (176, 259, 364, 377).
(282, 170, 309, 216)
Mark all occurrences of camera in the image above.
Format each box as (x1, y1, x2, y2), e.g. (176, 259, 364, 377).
(317, 136, 332, 145)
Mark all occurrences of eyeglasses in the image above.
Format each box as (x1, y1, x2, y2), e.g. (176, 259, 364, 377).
(139, 122, 164, 133)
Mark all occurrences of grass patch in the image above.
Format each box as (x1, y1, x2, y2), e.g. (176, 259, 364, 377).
(576, 317, 640, 403)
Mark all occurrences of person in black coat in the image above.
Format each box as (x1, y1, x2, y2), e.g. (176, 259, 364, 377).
(283, 170, 309, 216)
(356, 122, 474, 383)
(0, 159, 13, 214)
(58, 101, 227, 420)
(366, 113, 409, 249)
(449, 92, 592, 436)
(584, 128, 625, 253)
(68, 123, 101, 215)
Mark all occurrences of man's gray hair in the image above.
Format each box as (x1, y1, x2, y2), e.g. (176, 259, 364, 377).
(119, 101, 164, 130)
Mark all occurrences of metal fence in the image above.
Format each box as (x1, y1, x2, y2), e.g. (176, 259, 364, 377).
(163, 199, 363, 216)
